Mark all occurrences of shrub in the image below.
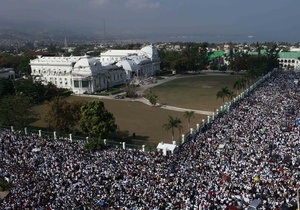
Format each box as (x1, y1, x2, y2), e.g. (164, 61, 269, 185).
(0, 178, 10, 191)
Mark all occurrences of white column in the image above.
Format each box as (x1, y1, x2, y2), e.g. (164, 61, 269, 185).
(212, 112, 215, 120)
(122, 142, 126, 149)
(207, 116, 210, 124)
(91, 79, 94, 93)
(11, 126, 14, 132)
(103, 139, 107, 145)
(202, 119, 205, 127)
(181, 134, 185, 144)
(196, 124, 200, 131)
(142, 145, 145, 152)
(53, 131, 57, 139)
(162, 148, 167, 156)
(24, 127, 27, 135)
(39, 130, 42, 137)
(69, 134, 72, 142)
(190, 128, 194, 135)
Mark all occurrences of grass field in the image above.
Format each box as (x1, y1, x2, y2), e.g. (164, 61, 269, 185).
(145, 74, 241, 111)
(30, 74, 242, 146)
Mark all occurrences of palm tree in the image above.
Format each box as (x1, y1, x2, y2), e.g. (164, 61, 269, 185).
(162, 116, 182, 142)
(183, 111, 195, 131)
(216, 86, 235, 104)
(233, 77, 246, 95)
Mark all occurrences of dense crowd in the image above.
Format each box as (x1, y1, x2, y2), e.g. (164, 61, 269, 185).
(0, 70, 300, 210)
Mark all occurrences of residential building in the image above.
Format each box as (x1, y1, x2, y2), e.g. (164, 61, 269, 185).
(278, 52, 300, 70)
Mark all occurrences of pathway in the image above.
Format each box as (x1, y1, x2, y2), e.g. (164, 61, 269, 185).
(80, 73, 215, 116)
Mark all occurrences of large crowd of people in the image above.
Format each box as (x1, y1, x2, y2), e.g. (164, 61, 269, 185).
(0, 69, 300, 210)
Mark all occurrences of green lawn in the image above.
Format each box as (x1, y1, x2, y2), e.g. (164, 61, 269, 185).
(145, 74, 241, 111)
(30, 74, 242, 146)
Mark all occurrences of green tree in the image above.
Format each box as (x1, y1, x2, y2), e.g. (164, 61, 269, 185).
(0, 94, 32, 127)
(183, 111, 195, 131)
(233, 77, 247, 95)
(266, 43, 280, 72)
(17, 55, 36, 76)
(84, 137, 105, 151)
(162, 116, 182, 142)
(147, 90, 158, 106)
(181, 42, 209, 70)
(13, 78, 45, 103)
(232, 51, 249, 72)
(246, 55, 268, 77)
(216, 86, 235, 104)
(197, 42, 209, 70)
(45, 97, 83, 132)
(0, 78, 15, 98)
(173, 57, 195, 73)
(125, 85, 138, 98)
(0, 53, 14, 68)
(80, 100, 117, 138)
(158, 49, 181, 70)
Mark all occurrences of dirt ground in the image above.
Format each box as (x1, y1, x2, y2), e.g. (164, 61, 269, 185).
(30, 74, 241, 146)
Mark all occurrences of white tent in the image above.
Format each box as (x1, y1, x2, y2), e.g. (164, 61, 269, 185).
(156, 142, 178, 156)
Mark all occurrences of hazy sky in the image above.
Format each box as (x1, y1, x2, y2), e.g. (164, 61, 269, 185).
(1, 0, 300, 42)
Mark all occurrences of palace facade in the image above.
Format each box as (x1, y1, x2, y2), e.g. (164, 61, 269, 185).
(100, 44, 161, 80)
(30, 55, 125, 94)
(30, 44, 161, 94)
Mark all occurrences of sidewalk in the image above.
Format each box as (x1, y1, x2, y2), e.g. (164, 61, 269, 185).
(135, 97, 213, 115)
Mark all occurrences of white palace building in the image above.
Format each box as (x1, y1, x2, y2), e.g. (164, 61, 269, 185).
(100, 44, 161, 80)
(30, 45, 160, 94)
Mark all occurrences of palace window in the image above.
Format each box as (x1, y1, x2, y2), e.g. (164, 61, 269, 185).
(82, 81, 89, 87)
(74, 80, 79, 88)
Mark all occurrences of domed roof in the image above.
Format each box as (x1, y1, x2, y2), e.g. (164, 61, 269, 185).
(132, 57, 149, 65)
(74, 55, 102, 69)
(140, 45, 159, 58)
(116, 60, 138, 71)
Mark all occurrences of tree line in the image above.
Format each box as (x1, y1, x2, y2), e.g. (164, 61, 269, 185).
(159, 42, 280, 75)
(0, 78, 72, 127)
(45, 98, 117, 151)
